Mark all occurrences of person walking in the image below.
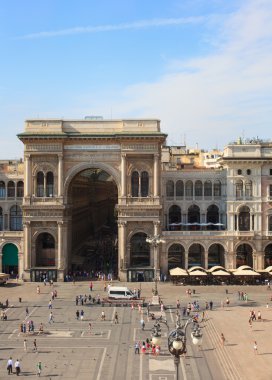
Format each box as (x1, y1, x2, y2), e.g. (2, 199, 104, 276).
(80, 310, 84, 321)
(76, 310, 80, 320)
(23, 339, 27, 352)
(140, 317, 145, 330)
(48, 311, 54, 324)
(14, 359, 20, 376)
(7, 357, 13, 375)
(25, 307, 29, 317)
(37, 361, 42, 376)
(89, 282, 93, 291)
(134, 341, 140, 354)
(253, 341, 258, 354)
(33, 339, 37, 352)
(48, 300, 52, 309)
(114, 311, 119, 324)
(220, 333, 226, 346)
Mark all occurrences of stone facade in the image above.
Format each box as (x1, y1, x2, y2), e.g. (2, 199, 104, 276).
(1, 121, 272, 282)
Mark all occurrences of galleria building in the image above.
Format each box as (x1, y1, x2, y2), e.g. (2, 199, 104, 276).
(0, 118, 272, 282)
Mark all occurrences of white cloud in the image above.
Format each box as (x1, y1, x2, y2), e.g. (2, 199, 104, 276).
(19, 16, 204, 39)
(89, 0, 272, 148)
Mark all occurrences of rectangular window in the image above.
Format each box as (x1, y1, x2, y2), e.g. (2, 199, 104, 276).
(270, 184, 272, 197)
(270, 169, 272, 175)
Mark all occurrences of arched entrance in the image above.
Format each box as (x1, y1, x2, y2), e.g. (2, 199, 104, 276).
(36, 233, 56, 267)
(236, 244, 253, 267)
(68, 168, 118, 276)
(168, 244, 185, 270)
(188, 244, 204, 268)
(208, 244, 225, 268)
(2, 243, 18, 276)
(128, 232, 153, 282)
(264, 244, 272, 268)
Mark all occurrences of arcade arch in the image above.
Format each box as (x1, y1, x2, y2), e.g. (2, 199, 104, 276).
(236, 243, 253, 267)
(188, 244, 204, 268)
(168, 244, 185, 270)
(67, 168, 118, 275)
(2, 243, 19, 275)
(208, 244, 225, 268)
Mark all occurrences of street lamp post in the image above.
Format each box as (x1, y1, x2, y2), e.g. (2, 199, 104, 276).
(168, 319, 203, 380)
(146, 234, 165, 296)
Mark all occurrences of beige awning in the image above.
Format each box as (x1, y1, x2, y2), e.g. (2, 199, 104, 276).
(189, 270, 207, 276)
(233, 270, 260, 276)
(211, 270, 230, 276)
(188, 266, 206, 273)
(169, 267, 188, 276)
(208, 266, 226, 273)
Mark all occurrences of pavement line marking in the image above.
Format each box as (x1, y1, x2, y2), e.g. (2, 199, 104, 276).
(111, 306, 116, 323)
(96, 347, 107, 380)
(24, 306, 38, 321)
(169, 307, 174, 323)
(205, 314, 241, 380)
(139, 349, 143, 380)
(180, 357, 187, 380)
(133, 327, 137, 342)
(8, 329, 17, 339)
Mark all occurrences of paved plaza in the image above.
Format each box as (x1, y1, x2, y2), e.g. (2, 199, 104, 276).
(0, 281, 272, 379)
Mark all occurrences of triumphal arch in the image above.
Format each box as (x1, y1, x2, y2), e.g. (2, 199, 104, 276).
(18, 119, 166, 281)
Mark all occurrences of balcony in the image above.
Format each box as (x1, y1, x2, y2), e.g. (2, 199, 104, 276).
(162, 230, 227, 236)
(119, 197, 161, 206)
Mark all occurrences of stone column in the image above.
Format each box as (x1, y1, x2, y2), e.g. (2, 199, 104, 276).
(121, 154, 127, 197)
(23, 221, 30, 269)
(58, 155, 64, 197)
(185, 251, 188, 270)
(24, 155, 31, 197)
(204, 250, 208, 269)
(0, 253, 2, 272)
(57, 221, 63, 269)
(154, 153, 159, 197)
(153, 221, 161, 271)
(118, 221, 127, 273)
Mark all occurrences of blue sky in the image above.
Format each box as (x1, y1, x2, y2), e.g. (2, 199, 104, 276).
(1, 0, 272, 158)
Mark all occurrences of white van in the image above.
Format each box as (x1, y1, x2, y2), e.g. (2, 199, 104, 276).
(108, 286, 136, 300)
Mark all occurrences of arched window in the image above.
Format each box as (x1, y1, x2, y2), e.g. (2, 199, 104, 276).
(168, 244, 185, 270)
(236, 244, 253, 267)
(141, 171, 149, 197)
(130, 232, 150, 267)
(17, 181, 24, 198)
(214, 180, 221, 197)
(269, 216, 272, 232)
(169, 205, 181, 230)
(195, 181, 203, 197)
(10, 205, 22, 231)
(237, 169, 242, 175)
(36, 233, 56, 266)
(176, 180, 184, 198)
(37, 172, 44, 197)
(46, 172, 54, 197)
(238, 206, 250, 231)
(185, 181, 193, 199)
(265, 244, 272, 268)
(188, 205, 200, 230)
(166, 180, 174, 198)
(207, 204, 219, 230)
(0, 207, 3, 231)
(131, 171, 139, 197)
(236, 180, 243, 199)
(188, 244, 204, 268)
(245, 181, 252, 198)
(0, 181, 5, 198)
(7, 181, 15, 198)
(208, 244, 225, 267)
(204, 181, 212, 197)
